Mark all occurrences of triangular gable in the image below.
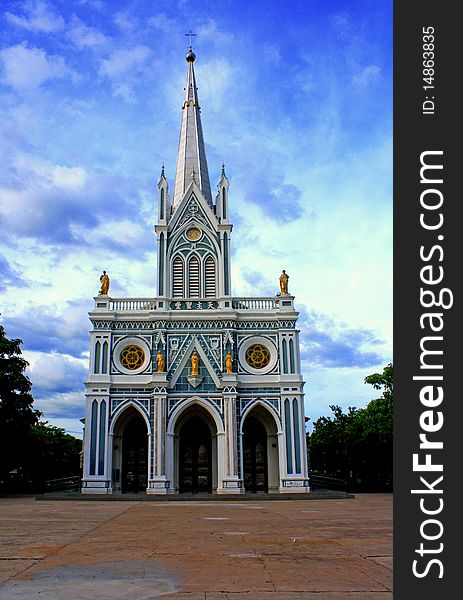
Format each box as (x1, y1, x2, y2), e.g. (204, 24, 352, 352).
(168, 180, 218, 234)
(168, 336, 221, 389)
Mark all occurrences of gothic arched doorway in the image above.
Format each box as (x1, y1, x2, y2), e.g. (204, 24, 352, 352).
(179, 415, 212, 493)
(112, 407, 148, 494)
(243, 416, 268, 492)
(242, 405, 280, 493)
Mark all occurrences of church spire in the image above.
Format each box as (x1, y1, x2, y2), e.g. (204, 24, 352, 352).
(172, 46, 213, 209)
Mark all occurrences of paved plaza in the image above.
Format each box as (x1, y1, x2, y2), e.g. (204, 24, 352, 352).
(0, 494, 392, 599)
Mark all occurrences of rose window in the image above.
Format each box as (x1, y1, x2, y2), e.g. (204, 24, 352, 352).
(245, 344, 270, 369)
(120, 345, 145, 370)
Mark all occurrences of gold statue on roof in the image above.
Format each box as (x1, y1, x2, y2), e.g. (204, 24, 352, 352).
(99, 271, 110, 295)
(279, 270, 289, 295)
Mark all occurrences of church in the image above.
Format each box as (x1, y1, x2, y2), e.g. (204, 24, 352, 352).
(81, 46, 310, 495)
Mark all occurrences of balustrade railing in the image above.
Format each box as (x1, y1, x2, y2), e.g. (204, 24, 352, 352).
(232, 297, 279, 310)
(109, 299, 157, 311)
(95, 296, 289, 312)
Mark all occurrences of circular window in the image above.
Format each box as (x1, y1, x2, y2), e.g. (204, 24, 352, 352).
(245, 344, 271, 369)
(186, 227, 202, 241)
(120, 345, 145, 370)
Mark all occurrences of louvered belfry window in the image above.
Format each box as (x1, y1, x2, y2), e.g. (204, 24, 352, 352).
(188, 255, 200, 297)
(173, 256, 184, 297)
(205, 255, 216, 297)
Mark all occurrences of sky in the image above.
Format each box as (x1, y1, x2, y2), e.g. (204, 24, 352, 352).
(0, 0, 392, 438)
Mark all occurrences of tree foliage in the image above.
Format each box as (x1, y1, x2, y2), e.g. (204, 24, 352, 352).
(0, 321, 82, 491)
(28, 422, 82, 488)
(0, 321, 41, 487)
(308, 364, 393, 491)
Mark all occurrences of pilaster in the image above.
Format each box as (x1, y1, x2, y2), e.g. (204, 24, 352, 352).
(220, 379, 243, 493)
(147, 387, 169, 494)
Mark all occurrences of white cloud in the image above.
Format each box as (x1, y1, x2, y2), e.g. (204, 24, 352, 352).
(35, 390, 85, 419)
(67, 17, 112, 49)
(98, 46, 152, 78)
(97, 45, 153, 102)
(196, 19, 233, 45)
(51, 165, 87, 189)
(194, 58, 233, 111)
(113, 11, 137, 31)
(70, 218, 144, 248)
(5, 0, 65, 33)
(0, 43, 70, 90)
(148, 13, 178, 32)
(11, 153, 87, 190)
(29, 353, 86, 392)
(354, 64, 381, 85)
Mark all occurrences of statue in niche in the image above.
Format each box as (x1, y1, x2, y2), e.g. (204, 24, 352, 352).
(279, 270, 289, 295)
(191, 351, 199, 376)
(99, 271, 110, 295)
(157, 351, 165, 372)
(225, 351, 233, 374)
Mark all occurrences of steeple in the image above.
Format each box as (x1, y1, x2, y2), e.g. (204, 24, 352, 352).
(172, 46, 213, 209)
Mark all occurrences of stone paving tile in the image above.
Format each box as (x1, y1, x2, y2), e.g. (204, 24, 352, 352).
(0, 494, 392, 598)
(368, 556, 393, 570)
(203, 594, 393, 599)
(0, 560, 38, 585)
(0, 499, 136, 559)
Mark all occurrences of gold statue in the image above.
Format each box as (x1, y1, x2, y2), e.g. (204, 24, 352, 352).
(191, 351, 199, 376)
(225, 351, 233, 374)
(99, 270, 110, 295)
(279, 270, 289, 295)
(157, 351, 165, 372)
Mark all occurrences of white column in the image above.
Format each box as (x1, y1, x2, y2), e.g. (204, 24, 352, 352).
(147, 394, 169, 494)
(218, 392, 243, 493)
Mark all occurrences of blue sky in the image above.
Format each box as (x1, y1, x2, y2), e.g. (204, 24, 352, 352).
(0, 0, 392, 438)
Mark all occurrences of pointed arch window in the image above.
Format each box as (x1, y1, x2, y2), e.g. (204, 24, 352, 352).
(188, 255, 200, 297)
(98, 400, 106, 476)
(222, 187, 227, 220)
(282, 339, 288, 374)
(159, 233, 165, 296)
(89, 400, 98, 476)
(284, 398, 293, 474)
(172, 255, 184, 297)
(101, 341, 108, 374)
(289, 339, 295, 373)
(94, 341, 101, 374)
(293, 398, 301, 474)
(204, 255, 216, 297)
(223, 232, 230, 295)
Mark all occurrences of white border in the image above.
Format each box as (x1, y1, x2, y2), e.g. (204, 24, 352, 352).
(238, 336, 277, 375)
(113, 336, 151, 374)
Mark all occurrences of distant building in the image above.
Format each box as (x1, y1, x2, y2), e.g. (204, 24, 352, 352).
(81, 47, 309, 495)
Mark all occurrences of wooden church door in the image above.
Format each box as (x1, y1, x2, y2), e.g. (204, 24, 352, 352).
(121, 414, 148, 493)
(179, 416, 212, 493)
(243, 416, 268, 492)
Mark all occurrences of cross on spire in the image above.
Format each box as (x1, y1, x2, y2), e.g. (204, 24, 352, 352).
(185, 30, 196, 48)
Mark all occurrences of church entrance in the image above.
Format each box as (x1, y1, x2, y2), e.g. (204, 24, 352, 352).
(243, 416, 268, 492)
(120, 411, 148, 493)
(179, 415, 212, 493)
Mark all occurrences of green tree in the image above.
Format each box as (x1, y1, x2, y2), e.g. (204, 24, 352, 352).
(28, 422, 82, 489)
(0, 321, 41, 489)
(308, 364, 393, 491)
(365, 363, 393, 401)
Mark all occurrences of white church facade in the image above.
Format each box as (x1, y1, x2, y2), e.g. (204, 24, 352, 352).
(81, 47, 310, 495)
